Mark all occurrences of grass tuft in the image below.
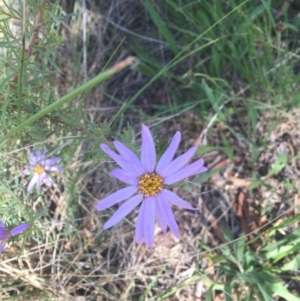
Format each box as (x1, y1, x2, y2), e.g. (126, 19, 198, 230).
(1, 0, 300, 300)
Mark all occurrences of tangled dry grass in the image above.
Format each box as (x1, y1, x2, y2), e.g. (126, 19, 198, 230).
(2, 107, 300, 300)
(1, 0, 300, 300)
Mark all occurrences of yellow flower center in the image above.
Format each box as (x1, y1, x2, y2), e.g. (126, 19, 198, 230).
(138, 173, 164, 197)
(34, 164, 45, 175)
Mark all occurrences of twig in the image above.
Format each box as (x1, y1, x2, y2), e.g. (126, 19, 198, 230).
(27, 0, 49, 57)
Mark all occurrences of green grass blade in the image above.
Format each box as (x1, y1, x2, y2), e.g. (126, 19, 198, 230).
(270, 282, 300, 301)
(144, 0, 178, 54)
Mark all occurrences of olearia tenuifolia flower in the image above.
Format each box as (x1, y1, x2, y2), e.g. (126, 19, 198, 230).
(0, 220, 29, 254)
(96, 125, 208, 247)
(24, 149, 63, 193)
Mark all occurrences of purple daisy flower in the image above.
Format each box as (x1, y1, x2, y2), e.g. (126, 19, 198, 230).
(96, 125, 208, 247)
(0, 220, 29, 254)
(24, 149, 63, 193)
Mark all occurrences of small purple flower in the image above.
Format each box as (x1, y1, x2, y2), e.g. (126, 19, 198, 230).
(24, 149, 62, 193)
(96, 125, 208, 247)
(0, 220, 29, 254)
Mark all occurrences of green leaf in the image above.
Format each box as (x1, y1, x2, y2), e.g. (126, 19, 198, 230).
(263, 228, 300, 262)
(235, 234, 246, 265)
(269, 282, 300, 301)
(197, 146, 223, 155)
(257, 282, 274, 301)
(270, 152, 288, 175)
(135, 62, 157, 77)
(220, 132, 234, 160)
(224, 282, 233, 301)
(237, 271, 276, 285)
(265, 243, 300, 263)
(292, 91, 300, 107)
(272, 214, 300, 231)
(205, 285, 213, 301)
(144, 0, 178, 55)
(220, 245, 238, 266)
(280, 254, 300, 272)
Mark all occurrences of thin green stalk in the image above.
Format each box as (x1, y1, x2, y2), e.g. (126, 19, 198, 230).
(18, 0, 26, 120)
(1, 56, 138, 144)
(18, 35, 25, 120)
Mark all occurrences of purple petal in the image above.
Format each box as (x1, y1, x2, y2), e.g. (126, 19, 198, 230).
(135, 200, 146, 244)
(37, 173, 45, 190)
(155, 196, 167, 235)
(164, 158, 207, 185)
(101, 144, 140, 176)
(0, 225, 9, 240)
(95, 186, 138, 211)
(114, 141, 146, 175)
(41, 149, 47, 158)
(0, 243, 6, 254)
(110, 169, 138, 185)
(158, 193, 179, 238)
(28, 151, 38, 166)
(11, 223, 29, 236)
(45, 165, 63, 172)
(156, 131, 181, 173)
(42, 157, 60, 166)
(113, 141, 139, 162)
(160, 145, 198, 178)
(141, 125, 156, 172)
(143, 196, 156, 247)
(23, 165, 30, 175)
(43, 173, 54, 187)
(35, 150, 42, 162)
(160, 189, 197, 210)
(0, 220, 4, 227)
(27, 174, 39, 193)
(103, 194, 143, 229)
(38, 149, 47, 162)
